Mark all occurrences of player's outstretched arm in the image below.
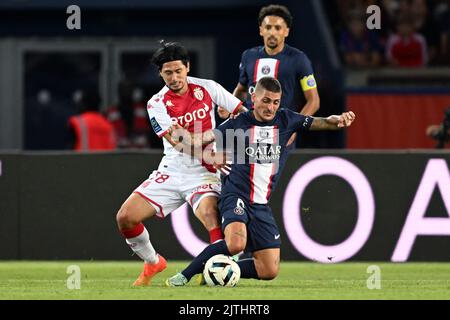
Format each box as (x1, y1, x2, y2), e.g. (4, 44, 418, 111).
(169, 123, 216, 148)
(163, 125, 229, 173)
(218, 104, 248, 120)
(309, 111, 356, 130)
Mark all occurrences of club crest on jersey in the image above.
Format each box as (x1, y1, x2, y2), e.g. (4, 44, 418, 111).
(193, 87, 204, 101)
(262, 65, 271, 75)
(259, 128, 271, 139)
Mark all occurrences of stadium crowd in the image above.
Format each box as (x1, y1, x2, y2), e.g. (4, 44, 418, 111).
(324, 0, 450, 68)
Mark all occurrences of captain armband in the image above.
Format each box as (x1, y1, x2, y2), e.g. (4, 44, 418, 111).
(300, 74, 317, 91)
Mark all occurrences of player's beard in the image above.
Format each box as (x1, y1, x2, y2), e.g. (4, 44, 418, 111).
(257, 109, 275, 121)
(266, 36, 279, 49)
(263, 112, 275, 120)
(169, 81, 185, 93)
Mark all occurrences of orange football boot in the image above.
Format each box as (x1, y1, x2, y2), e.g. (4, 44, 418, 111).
(132, 255, 167, 286)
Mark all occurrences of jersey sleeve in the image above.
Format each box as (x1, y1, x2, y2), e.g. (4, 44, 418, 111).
(147, 98, 172, 138)
(207, 80, 243, 115)
(284, 109, 313, 132)
(297, 53, 317, 92)
(238, 50, 249, 86)
(214, 118, 235, 151)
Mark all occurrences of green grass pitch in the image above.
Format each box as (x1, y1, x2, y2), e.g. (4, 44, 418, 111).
(0, 261, 449, 300)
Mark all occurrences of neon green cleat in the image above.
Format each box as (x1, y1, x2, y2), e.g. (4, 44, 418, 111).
(195, 273, 206, 286)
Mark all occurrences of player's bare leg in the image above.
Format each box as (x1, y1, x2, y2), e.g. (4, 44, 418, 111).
(116, 193, 167, 286)
(192, 195, 224, 285)
(166, 221, 247, 287)
(223, 221, 247, 255)
(252, 248, 280, 280)
(194, 195, 223, 243)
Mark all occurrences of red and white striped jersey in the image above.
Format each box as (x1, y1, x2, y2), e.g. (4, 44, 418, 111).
(147, 76, 242, 173)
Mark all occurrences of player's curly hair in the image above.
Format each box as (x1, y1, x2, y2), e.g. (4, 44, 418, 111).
(258, 4, 293, 28)
(151, 40, 190, 70)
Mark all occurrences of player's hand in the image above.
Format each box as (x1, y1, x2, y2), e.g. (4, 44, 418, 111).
(213, 151, 232, 175)
(217, 106, 231, 119)
(170, 122, 191, 144)
(337, 111, 356, 128)
(204, 150, 232, 175)
(229, 113, 242, 120)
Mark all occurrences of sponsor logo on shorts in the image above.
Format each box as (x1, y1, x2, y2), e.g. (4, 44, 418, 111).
(192, 183, 219, 193)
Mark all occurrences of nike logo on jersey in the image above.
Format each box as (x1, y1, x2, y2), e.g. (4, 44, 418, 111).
(274, 234, 281, 240)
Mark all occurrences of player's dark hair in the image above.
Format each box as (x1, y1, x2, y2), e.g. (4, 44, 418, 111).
(256, 76, 282, 94)
(151, 40, 190, 70)
(258, 4, 293, 28)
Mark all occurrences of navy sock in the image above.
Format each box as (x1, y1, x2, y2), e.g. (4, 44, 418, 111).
(181, 240, 231, 281)
(237, 258, 259, 279)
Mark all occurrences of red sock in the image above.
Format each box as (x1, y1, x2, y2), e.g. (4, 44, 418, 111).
(120, 223, 144, 239)
(209, 227, 223, 243)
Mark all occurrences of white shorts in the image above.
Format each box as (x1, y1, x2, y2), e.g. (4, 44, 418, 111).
(133, 169, 221, 218)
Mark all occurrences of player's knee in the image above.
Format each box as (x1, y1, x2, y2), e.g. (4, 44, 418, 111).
(226, 239, 246, 255)
(254, 259, 279, 280)
(116, 205, 140, 230)
(258, 266, 279, 280)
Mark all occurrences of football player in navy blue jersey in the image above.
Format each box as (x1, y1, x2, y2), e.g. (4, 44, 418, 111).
(165, 76, 355, 286)
(219, 5, 320, 125)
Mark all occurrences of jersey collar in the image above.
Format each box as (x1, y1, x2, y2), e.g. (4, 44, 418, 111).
(260, 44, 289, 57)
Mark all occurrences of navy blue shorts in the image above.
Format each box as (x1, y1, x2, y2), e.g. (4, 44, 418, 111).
(219, 195, 281, 253)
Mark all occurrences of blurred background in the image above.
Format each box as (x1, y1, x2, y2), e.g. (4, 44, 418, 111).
(0, 0, 449, 262)
(0, 0, 448, 152)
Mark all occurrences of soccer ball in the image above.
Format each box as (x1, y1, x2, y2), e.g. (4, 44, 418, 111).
(203, 254, 241, 287)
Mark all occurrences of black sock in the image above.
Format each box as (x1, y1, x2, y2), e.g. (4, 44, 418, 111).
(237, 258, 259, 279)
(181, 240, 231, 281)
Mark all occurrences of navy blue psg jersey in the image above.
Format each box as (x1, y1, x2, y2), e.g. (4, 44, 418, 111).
(238, 44, 317, 111)
(215, 109, 313, 204)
